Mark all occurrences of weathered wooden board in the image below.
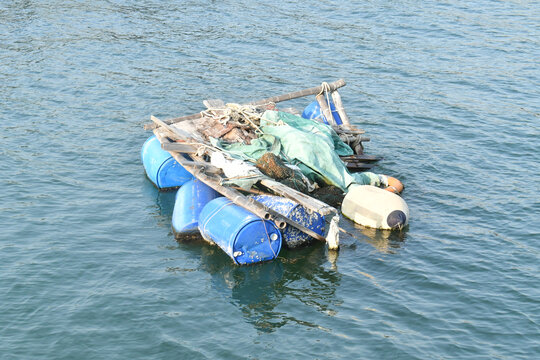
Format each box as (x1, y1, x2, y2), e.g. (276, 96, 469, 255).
(259, 179, 337, 216)
(340, 154, 383, 162)
(161, 142, 198, 153)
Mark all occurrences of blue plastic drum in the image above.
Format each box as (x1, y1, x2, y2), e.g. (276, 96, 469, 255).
(301, 100, 343, 125)
(172, 179, 221, 239)
(251, 195, 325, 248)
(198, 197, 282, 265)
(141, 135, 193, 189)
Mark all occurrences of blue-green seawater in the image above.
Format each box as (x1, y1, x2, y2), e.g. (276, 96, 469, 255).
(1, 1, 538, 359)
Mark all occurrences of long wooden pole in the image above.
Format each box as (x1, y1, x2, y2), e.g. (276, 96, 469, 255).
(249, 79, 346, 105)
(259, 179, 336, 216)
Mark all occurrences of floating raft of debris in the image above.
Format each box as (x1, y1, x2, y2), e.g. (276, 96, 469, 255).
(142, 79, 409, 265)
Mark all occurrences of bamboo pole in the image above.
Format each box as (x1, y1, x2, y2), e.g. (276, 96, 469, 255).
(330, 90, 352, 128)
(316, 94, 337, 126)
(259, 179, 337, 216)
(249, 79, 346, 105)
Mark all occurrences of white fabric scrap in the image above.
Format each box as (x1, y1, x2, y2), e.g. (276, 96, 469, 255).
(378, 174, 389, 187)
(210, 152, 263, 189)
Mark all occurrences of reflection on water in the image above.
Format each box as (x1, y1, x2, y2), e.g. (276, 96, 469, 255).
(340, 219, 408, 254)
(141, 180, 177, 228)
(357, 226, 408, 253)
(145, 179, 398, 332)
(199, 244, 341, 333)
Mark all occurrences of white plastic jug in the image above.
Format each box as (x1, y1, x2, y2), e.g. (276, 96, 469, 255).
(342, 185, 409, 230)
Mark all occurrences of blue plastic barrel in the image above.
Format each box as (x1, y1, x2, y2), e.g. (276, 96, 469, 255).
(301, 100, 343, 125)
(198, 197, 282, 265)
(141, 135, 193, 189)
(172, 179, 222, 239)
(251, 195, 325, 248)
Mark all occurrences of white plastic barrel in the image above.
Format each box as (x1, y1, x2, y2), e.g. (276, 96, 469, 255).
(342, 185, 409, 230)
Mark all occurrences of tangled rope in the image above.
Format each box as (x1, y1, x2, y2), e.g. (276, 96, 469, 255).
(201, 103, 266, 134)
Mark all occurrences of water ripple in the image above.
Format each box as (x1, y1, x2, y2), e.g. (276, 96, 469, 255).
(1, 0, 539, 359)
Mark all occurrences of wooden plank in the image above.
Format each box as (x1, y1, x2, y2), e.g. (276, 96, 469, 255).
(259, 179, 337, 216)
(144, 112, 203, 130)
(340, 154, 383, 162)
(161, 142, 198, 153)
(150, 115, 184, 141)
(151, 115, 202, 143)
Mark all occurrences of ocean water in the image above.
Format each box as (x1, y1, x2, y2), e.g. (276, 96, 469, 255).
(1, 1, 538, 359)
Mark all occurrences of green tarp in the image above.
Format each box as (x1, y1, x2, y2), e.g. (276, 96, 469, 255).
(212, 110, 383, 191)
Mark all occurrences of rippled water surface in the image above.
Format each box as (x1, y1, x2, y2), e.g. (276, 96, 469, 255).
(1, 1, 539, 359)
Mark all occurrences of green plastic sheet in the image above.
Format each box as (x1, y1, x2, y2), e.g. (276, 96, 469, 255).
(213, 111, 383, 191)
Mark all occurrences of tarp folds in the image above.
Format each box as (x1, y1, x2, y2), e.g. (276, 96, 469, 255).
(210, 134, 280, 161)
(213, 110, 383, 191)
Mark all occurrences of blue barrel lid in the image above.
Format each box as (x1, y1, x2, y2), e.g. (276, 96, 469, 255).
(233, 220, 281, 265)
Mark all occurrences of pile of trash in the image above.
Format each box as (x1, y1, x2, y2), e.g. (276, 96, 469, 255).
(195, 104, 387, 194)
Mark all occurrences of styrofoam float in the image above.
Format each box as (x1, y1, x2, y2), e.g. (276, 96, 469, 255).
(342, 185, 409, 230)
